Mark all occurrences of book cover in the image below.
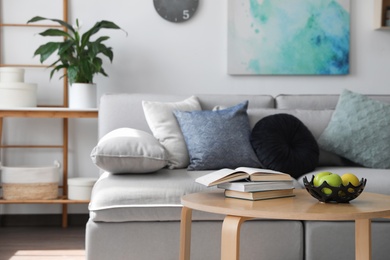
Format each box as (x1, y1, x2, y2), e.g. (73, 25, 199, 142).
(217, 180, 294, 192)
(224, 189, 295, 201)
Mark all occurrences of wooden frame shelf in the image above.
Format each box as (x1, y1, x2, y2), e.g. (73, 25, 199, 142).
(0, 108, 98, 118)
(0, 0, 97, 228)
(0, 108, 98, 227)
(374, 0, 390, 29)
(0, 197, 90, 204)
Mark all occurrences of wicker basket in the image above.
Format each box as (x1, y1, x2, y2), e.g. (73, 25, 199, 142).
(1, 161, 60, 200)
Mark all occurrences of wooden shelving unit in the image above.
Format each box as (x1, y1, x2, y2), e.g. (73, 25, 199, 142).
(0, 108, 98, 228)
(0, 0, 98, 228)
(374, 0, 390, 29)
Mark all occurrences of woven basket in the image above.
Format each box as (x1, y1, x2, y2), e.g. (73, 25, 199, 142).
(1, 161, 60, 200)
(3, 183, 58, 200)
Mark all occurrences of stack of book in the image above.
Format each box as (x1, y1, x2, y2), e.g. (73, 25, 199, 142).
(195, 167, 295, 201)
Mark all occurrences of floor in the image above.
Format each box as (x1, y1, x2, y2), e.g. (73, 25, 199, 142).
(0, 227, 85, 260)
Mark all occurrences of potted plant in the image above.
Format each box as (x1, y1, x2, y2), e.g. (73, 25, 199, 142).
(27, 16, 125, 108)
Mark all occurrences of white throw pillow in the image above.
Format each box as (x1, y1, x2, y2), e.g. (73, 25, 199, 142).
(142, 96, 201, 169)
(90, 128, 168, 174)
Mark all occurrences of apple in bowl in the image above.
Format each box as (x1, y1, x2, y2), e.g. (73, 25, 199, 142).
(313, 172, 342, 195)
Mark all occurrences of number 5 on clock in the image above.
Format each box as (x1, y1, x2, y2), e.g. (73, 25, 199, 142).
(183, 10, 190, 20)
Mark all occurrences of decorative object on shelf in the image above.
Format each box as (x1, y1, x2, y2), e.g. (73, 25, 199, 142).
(27, 16, 126, 108)
(386, 6, 390, 26)
(303, 176, 366, 203)
(1, 160, 61, 200)
(68, 177, 97, 200)
(228, 0, 350, 75)
(153, 0, 199, 23)
(0, 67, 37, 108)
(0, 67, 25, 82)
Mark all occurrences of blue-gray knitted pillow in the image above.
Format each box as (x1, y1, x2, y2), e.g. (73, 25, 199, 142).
(250, 113, 319, 178)
(173, 101, 260, 170)
(318, 89, 390, 169)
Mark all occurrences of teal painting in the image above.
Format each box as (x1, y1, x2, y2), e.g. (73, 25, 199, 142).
(228, 0, 350, 75)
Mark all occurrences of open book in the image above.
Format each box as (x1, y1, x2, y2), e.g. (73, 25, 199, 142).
(195, 167, 292, 187)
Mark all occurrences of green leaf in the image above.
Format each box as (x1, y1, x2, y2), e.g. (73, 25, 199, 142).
(49, 64, 67, 80)
(27, 16, 48, 23)
(39, 28, 72, 39)
(58, 40, 74, 56)
(27, 16, 75, 34)
(100, 46, 114, 62)
(81, 20, 122, 48)
(34, 42, 61, 63)
(99, 66, 108, 77)
(95, 36, 110, 43)
(67, 66, 79, 85)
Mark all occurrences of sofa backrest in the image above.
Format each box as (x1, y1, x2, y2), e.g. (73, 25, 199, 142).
(98, 93, 274, 138)
(276, 94, 390, 109)
(98, 92, 390, 167)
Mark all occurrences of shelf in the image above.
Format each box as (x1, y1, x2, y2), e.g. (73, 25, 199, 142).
(0, 108, 98, 118)
(374, 0, 390, 29)
(0, 0, 92, 228)
(0, 197, 89, 204)
(0, 23, 63, 28)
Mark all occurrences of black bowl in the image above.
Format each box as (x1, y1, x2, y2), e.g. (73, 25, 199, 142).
(303, 176, 367, 203)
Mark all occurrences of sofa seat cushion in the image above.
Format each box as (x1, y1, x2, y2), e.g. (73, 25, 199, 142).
(89, 168, 303, 222)
(89, 169, 226, 222)
(298, 166, 390, 196)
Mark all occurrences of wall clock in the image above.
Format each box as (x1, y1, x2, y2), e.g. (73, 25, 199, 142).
(153, 0, 199, 23)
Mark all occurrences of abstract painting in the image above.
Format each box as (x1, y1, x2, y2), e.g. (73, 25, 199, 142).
(228, 0, 350, 75)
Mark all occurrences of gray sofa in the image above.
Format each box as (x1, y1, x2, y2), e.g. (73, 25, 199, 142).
(86, 93, 390, 260)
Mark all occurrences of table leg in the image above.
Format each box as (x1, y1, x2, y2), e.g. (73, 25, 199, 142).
(221, 216, 252, 260)
(355, 219, 371, 260)
(180, 207, 193, 260)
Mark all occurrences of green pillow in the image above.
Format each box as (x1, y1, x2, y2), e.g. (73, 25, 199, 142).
(318, 89, 390, 169)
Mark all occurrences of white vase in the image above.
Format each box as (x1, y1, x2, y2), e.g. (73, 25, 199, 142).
(69, 83, 97, 109)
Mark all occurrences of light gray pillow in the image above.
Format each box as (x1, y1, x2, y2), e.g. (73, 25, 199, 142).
(142, 96, 201, 169)
(174, 101, 260, 170)
(318, 89, 390, 169)
(90, 128, 168, 174)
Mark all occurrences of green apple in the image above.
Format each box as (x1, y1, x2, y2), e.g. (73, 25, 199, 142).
(313, 171, 333, 187)
(318, 174, 342, 195)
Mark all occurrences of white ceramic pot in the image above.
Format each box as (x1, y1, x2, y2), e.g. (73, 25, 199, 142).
(69, 83, 97, 109)
(0, 82, 37, 108)
(0, 67, 25, 83)
(68, 177, 97, 200)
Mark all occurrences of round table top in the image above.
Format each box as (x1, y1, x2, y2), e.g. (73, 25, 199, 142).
(181, 189, 390, 221)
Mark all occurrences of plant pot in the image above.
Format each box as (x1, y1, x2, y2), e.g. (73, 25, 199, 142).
(69, 83, 97, 109)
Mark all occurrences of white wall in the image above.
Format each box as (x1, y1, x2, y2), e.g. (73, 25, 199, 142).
(1, 0, 389, 214)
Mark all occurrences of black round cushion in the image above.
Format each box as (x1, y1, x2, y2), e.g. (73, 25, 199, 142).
(250, 114, 319, 178)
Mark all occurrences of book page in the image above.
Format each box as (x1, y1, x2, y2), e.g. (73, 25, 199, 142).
(195, 168, 248, 186)
(235, 167, 286, 175)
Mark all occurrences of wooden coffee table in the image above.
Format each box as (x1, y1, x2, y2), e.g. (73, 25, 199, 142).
(180, 189, 390, 260)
